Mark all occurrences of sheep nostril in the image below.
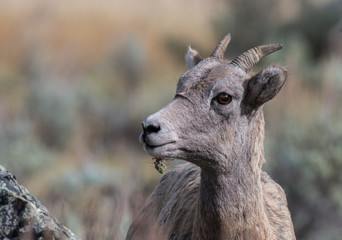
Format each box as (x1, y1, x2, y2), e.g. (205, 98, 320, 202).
(141, 121, 161, 143)
(145, 124, 160, 134)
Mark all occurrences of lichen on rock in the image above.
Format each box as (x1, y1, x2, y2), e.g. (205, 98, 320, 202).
(0, 165, 80, 240)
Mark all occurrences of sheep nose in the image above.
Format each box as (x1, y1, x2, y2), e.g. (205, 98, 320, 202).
(141, 120, 161, 142)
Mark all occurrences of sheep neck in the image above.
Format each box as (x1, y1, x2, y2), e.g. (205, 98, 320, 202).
(192, 112, 269, 240)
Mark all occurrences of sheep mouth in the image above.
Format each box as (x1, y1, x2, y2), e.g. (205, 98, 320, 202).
(143, 141, 177, 158)
(144, 141, 176, 149)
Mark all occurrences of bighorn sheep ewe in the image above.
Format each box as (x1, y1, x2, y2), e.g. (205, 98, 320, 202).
(126, 34, 295, 240)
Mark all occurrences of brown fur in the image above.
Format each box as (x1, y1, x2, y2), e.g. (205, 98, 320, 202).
(127, 163, 295, 239)
(127, 34, 295, 240)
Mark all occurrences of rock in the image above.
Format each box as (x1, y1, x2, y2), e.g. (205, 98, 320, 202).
(0, 165, 80, 240)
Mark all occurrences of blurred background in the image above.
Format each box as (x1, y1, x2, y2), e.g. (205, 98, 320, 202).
(0, 0, 341, 239)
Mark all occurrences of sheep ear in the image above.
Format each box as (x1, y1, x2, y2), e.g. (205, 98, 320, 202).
(244, 65, 287, 108)
(185, 46, 203, 69)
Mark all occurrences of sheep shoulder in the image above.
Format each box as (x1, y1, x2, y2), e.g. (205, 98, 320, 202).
(126, 163, 200, 240)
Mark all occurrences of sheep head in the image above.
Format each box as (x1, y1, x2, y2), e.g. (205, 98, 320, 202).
(140, 34, 287, 174)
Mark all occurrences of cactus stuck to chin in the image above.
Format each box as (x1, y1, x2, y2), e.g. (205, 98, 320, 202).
(153, 158, 166, 174)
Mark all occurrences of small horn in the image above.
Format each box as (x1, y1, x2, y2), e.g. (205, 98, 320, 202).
(211, 33, 231, 60)
(230, 44, 283, 72)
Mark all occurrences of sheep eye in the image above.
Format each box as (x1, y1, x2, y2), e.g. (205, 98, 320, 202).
(216, 92, 232, 105)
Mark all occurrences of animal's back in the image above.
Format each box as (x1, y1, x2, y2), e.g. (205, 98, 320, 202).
(261, 172, 296, 240)
(126, 163, 295, 240)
